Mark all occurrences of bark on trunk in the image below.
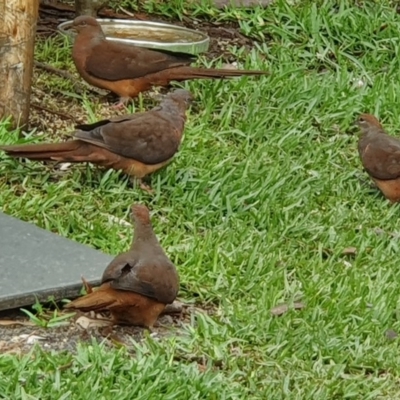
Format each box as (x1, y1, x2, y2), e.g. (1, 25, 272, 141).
(0, 0, 39, 129)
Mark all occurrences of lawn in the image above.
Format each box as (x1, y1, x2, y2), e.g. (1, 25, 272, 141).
(2, 0, 400, 398)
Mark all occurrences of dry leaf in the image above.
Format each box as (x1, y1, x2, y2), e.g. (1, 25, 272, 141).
(0, 341, 22, 355)
(76, 316, 111, 329)
(19, 334, 45, 345)
(197, 364, 207, 372)
(374, 228, 386, 236)
(271, 301, 305, 316)
(221, 62, 238, 70)
(342, 247, 357, 256)
(0, 319, 35, 327)
(342, 260, 352, 268)
(163, 301, 184, 314)
(102, 213, 132, 227)
(59, 162, 72, 171)
(386, 329, 398, 340)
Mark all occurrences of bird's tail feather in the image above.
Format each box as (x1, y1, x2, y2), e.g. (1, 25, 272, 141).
(64, 290, 116, 312)
(169, 66, 269, 80)
(0, 140, 99, 162)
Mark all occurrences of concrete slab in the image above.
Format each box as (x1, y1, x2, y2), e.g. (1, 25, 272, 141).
(0, 212, 114, 311)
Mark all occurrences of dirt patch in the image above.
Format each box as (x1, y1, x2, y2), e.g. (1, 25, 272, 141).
(29, 74, 128, 137)
(0, 302, 214, 354)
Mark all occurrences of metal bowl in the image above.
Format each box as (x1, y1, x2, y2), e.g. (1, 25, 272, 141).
(58, 19, 210, 55)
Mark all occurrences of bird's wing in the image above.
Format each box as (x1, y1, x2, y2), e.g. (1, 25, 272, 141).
(74, 112, 181, 165)
(361, 135, 400, 179)
(85, 41, 195, 81)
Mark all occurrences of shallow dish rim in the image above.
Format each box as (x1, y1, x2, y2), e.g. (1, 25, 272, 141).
(57, 18, 210, 54)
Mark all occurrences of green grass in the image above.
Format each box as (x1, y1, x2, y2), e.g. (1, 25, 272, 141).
(3, 0, 400, 398)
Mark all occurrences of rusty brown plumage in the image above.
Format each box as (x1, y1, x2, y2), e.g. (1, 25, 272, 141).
(71, 16, 269, 106)
(0, 89, 192, 190)
(357, 113, 400, 202)
(65, 204, 179, 328)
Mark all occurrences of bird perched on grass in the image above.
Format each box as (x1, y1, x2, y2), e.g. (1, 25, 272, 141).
(65, 204, 179, 329)
(71, 15, 269, 107)
(357, 113, 400, 203)
(0, 89, 192, 192)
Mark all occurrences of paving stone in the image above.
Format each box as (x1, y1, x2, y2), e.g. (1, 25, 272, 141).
(0, 212, 113, 311)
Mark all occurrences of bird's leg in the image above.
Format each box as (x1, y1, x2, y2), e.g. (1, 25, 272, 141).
(139, 180, 154, 194)
(130, 176, 154, 194)
(111, 97, 131, 110)
(100, 325, 114, 337)
(147, 325, 157, 334)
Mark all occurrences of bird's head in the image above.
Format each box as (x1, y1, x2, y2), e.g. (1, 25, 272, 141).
(131, 204, 151, 225)
(72, 16, 103, 34)
(356, 113, 382, 132)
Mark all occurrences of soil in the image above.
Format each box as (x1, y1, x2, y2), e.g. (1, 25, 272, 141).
(0, 302, 214, 354)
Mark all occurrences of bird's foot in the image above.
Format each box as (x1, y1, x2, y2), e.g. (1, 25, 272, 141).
(111, 97, 130, 110)
(139, 181, 155, 194)
(130, 177, 155, 194)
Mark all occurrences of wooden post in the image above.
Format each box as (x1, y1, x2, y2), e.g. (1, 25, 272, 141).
(0, 0, 39, 129)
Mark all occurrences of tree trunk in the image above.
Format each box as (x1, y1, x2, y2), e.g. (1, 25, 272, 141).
(75, 0, 106, 17)
(0, 0, 39, 129)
